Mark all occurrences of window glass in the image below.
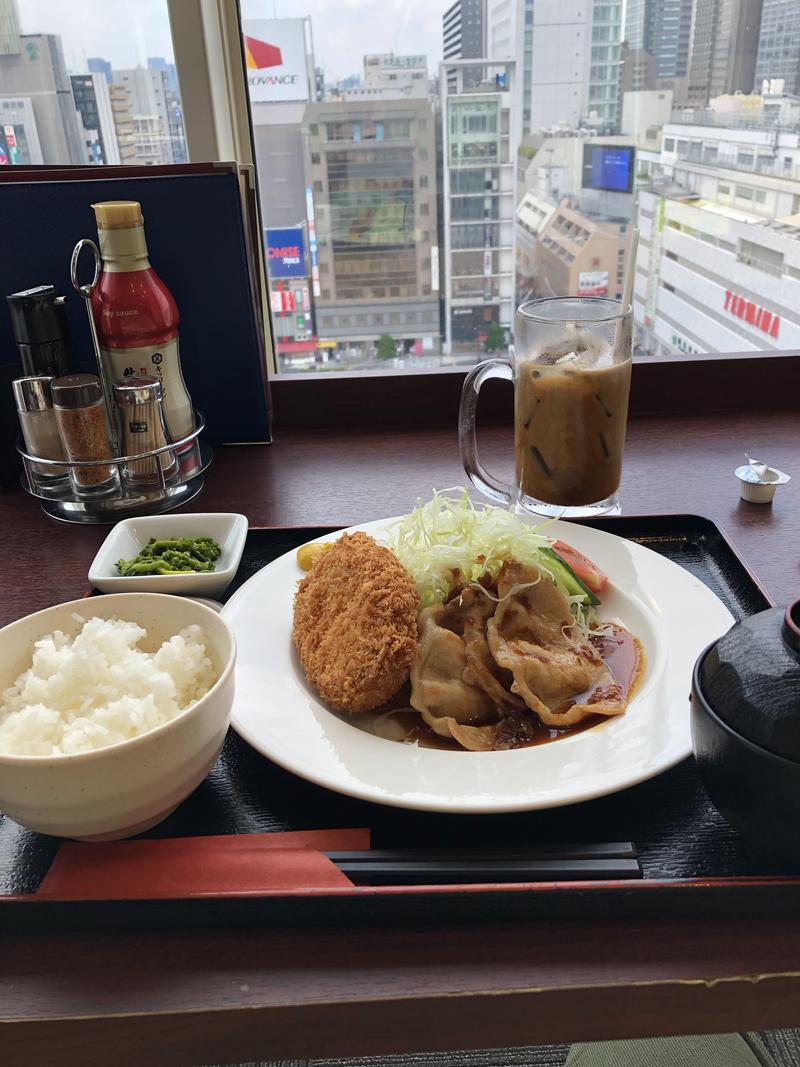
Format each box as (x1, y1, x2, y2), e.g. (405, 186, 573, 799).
(236, 0, 800, 373)
(8, 0, 184, 166)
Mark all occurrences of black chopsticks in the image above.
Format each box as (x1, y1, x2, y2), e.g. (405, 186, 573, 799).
(323, 842, 641, 885)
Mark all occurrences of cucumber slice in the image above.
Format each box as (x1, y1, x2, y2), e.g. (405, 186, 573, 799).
(539, 546, 601, 607)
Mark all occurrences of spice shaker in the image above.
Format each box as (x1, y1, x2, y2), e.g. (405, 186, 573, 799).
(113, 375, 178, 489)
(51, 373, 119, 497)
(7, 286, 80, 378)
(12, 376, 69, 494)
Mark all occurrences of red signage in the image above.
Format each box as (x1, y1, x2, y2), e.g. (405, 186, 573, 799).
(724, 290, 779, 339)
(244, 36, 282, 70)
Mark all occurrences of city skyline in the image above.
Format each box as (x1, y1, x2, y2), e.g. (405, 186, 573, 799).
(17, 0, 453, 85)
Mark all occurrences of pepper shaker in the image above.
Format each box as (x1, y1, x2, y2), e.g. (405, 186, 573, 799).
(51, 374, 119, 497)
(12, 376, 69, 495)
(113, 376, 178, 489)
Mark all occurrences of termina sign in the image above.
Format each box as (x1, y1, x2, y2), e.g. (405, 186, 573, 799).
(265, 228, 306, 278)
(723, 289, 780, 339)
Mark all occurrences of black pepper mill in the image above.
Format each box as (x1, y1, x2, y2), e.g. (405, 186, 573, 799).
(6, 286, 80, 379)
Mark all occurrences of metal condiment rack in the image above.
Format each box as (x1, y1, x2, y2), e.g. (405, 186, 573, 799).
(17, 410, 213, 524)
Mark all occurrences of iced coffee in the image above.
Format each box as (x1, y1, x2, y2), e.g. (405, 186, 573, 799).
(515, 332, 631, 507)
(459, 297, 633, 518)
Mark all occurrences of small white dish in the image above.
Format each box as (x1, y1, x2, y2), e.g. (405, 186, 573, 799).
(89, 512, 248, 599)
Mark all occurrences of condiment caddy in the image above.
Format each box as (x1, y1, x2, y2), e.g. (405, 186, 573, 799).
(9, 200, 213, 524)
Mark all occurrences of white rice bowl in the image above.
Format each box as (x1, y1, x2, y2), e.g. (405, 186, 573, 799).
(0, 616, 218, 757)
(0, 593, 236, 840)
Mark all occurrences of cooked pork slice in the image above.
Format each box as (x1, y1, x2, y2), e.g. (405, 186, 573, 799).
(425, 714, 499, 752)
(410, 606, 496, 726)
(488, 566, 627, 727)
(438, 585, 495, 634)
(462, 612, 525, 713)
(493, 562, 575, 647)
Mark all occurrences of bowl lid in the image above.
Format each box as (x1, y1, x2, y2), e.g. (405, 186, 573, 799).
(700, 602, 800, 761)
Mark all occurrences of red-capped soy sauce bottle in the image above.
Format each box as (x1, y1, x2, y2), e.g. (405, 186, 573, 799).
(91, 200, 198, 474)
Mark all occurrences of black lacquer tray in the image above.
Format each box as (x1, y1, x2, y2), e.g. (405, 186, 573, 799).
(4, 513, 799, 934)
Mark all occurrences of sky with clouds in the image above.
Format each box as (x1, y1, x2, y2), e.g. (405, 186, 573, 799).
(17, 0, 448, 84)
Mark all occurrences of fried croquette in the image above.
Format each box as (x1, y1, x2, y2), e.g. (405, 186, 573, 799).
(292, 532, 419, 713)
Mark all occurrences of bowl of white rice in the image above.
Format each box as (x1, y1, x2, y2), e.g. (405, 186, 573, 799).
(0, 593, 236, 840)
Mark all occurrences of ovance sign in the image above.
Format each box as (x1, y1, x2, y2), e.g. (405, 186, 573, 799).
(242, 18, 310, 103)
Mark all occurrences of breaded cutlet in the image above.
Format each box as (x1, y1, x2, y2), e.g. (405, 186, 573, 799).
(292, 532, 419, 713)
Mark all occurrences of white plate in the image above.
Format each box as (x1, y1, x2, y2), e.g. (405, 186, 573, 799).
(89, 512, 248, 599)
(223, 517, 734, 814)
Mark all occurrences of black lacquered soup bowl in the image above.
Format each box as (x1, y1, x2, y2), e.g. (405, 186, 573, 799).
(691, 642, 800, 864)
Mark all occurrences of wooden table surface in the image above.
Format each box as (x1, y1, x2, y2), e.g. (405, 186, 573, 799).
(2, 410, 800, 1066)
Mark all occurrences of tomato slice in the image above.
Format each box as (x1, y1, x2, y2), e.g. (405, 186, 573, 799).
(553, 539, 608, 593)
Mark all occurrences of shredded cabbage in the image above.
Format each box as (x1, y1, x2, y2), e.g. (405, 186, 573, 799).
(386, 489, 596, 630)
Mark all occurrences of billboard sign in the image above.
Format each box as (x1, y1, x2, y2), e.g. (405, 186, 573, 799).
(581, 145, 635, 193)
(577, 270, 609, 296)
(265, 227, 306, 278)
(0, 125, 20, 164)
(305, 186, 321, 296)
(242, 18, 310, 103)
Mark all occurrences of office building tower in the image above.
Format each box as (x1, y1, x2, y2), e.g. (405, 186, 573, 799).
(443, 0, 486, 90)
(755, 0, 800, 95)
(440, 57, 515, 351)
(305, 97, 440, 355)
(623, 0, 694, 90)
(0, 0, 21, 55)
(687, 0, 763, 105)
(87, 57, 113, 84)
(70, 73, 121, 164)
(588, 0, 624, 130)
(147, 56, 179, 96)
(0, 3, 85, 164)
(108, 82, 137, 163)
(112, 66, 186, 165)
(487, 0, 622, 138)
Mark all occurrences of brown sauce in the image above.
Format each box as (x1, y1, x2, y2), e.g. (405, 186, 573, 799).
(333, 625, 645, 751)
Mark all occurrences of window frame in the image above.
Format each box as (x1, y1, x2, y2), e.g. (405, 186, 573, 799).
(168, 0, 800, 431)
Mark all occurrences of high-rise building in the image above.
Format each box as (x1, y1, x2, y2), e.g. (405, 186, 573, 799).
(487, 0, 622, 139)
(70, 73, 121, 164)
(755, 0, 800, 95)
(0, 0, 21, 55)
(305, 97, 440, 355)
(147, 56, 179, 97)
(0, 4, 85, 164)
(440, 57, 515, 351)
(108, 82, 137, 164)
(443, 0, 486, 91)
(623, 0, 694, 93)
(687, 0, 763, 105)
(112, 66, 186, 165)
(588, 0, 624, 130)
(87, 57, 112, 84)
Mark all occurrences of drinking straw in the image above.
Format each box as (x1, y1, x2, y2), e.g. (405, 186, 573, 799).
(615, 224, 639, 357)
